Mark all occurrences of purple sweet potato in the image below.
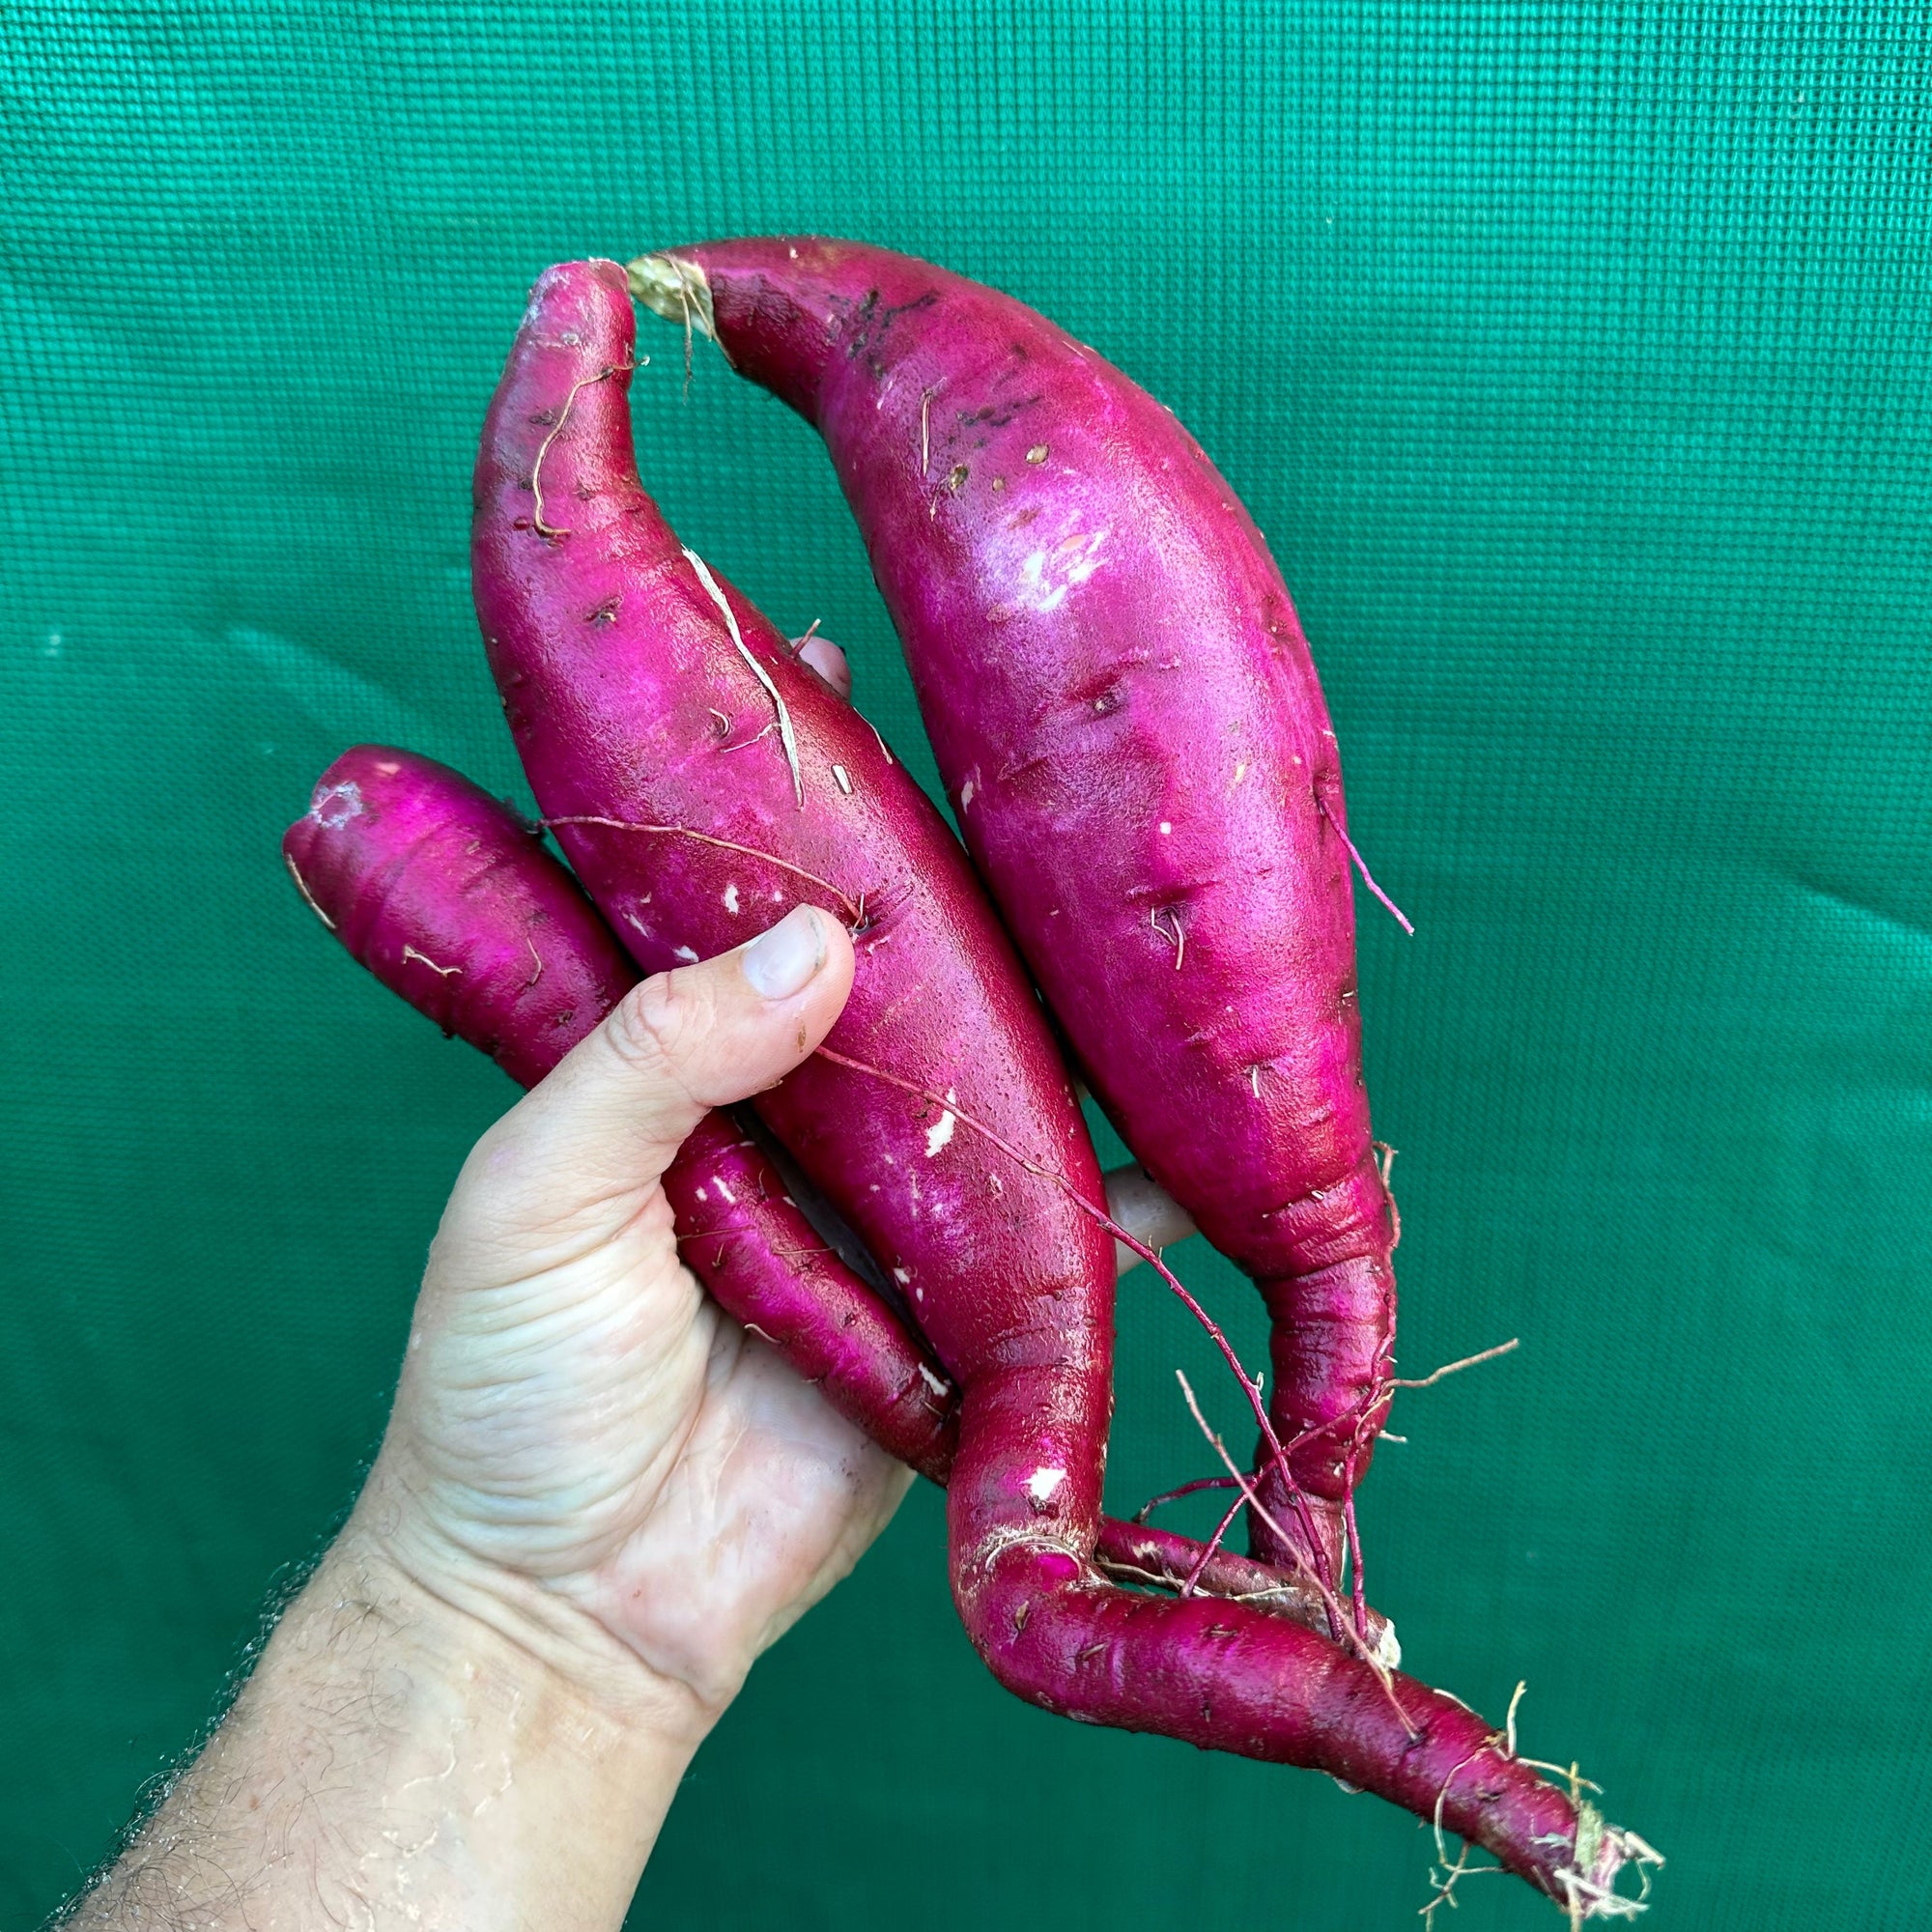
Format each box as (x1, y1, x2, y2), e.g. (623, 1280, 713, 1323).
(443, 259, 1651, 1911)
(629, 238, 1398, 1588)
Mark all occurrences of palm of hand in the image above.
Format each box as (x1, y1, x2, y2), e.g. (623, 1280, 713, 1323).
(358, 929, 909, 1713)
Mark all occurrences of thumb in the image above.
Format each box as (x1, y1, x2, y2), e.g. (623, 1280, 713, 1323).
(446, 904, 855, 1257)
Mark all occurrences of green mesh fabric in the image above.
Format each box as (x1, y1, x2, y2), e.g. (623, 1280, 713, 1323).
(4, 6, 1926, 1927)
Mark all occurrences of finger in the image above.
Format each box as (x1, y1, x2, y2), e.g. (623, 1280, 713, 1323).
(795, 633, 852, 699)
(452, 905, 855, 1246)
(1103, 1162, 1197, 1275)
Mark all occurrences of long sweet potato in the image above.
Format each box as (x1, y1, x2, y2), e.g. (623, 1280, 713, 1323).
(628, 238, 1398, 1591)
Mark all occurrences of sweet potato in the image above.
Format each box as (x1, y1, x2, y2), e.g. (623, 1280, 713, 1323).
(629, 238, 1399, 1591)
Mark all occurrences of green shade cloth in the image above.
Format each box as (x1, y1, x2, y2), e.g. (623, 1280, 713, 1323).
(4, 5, 1926, 1926)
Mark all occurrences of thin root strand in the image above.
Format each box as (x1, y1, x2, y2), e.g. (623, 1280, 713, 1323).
(1390, 1338, 1520, 1390)
(1174, 1370, 1407, 1703)
(285, 853, 336, 931)
(1319, 798, 1414, 935)
(541, 815, 863, 923)
(682, 546, 805, 806)
(530, 361, 633, 538)
(1130, 1474, 1240, 1524)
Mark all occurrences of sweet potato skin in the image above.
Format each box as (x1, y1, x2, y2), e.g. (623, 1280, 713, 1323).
(634, 238, 1397, 1577)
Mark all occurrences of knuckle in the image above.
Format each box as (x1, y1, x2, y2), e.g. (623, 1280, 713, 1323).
(603, 969, 713, 1094)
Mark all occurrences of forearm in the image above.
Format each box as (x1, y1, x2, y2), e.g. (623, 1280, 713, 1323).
(67, 1524, 712, 1932)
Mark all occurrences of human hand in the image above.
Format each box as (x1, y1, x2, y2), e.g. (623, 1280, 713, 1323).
(69, 905, 906, 1932)
(349, 900, 909, 1726)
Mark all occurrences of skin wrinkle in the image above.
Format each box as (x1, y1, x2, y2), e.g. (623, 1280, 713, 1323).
(440, 1182, 682, 1294)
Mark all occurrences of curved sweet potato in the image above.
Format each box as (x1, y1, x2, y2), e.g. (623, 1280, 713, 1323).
(284, 741, 1342, 1619)
(627, 237, 1398, 1588)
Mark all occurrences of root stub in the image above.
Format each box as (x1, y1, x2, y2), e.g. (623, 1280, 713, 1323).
(625, 251, 717, 336)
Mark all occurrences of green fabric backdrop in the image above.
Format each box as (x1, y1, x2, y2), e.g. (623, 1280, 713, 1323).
(4, 5, 1927, 1926)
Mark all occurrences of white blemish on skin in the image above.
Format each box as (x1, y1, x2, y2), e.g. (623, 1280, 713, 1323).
(832, 763, 853, 794)
(711, 1175, 736, 1205)
(893, 1266, 911, 1285)
(1233, 760, 1248, 784)
(309, 781, 364, 828)
(918, 1364, 952, 1397)
(625, 911, 651, 938)
(959, 772, 977, 809)
(1013, 528, 1109, 612)
(1026, 1467, 1067, 1504)
(673, 945, 699, 963)
(1158, 821, 1173, 836)
(723, 883, 740, 913)
(925, 1109, 957, 1156)
(375, 759, 399, 776)
(694, 1186, 708, 1202)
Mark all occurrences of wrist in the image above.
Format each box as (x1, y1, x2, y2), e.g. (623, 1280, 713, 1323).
(336, 1485, 728, 1751)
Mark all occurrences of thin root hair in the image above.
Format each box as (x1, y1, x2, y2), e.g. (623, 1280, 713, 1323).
(1389, 1337, 1520, 1390)
(530, 360, 633, 539)
(1319, 797, 1414, 936)
(540, 815, 863, 923)
(681, 547, 805, 806)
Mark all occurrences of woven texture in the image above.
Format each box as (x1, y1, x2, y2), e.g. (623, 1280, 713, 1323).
(4, 6, 1927, 1926)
